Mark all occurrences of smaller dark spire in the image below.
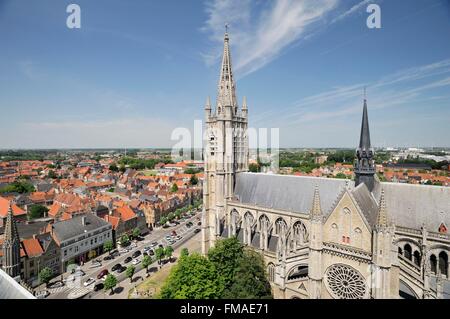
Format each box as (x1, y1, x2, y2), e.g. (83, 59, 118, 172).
(359, 98, 371, 150)
(354, 93, 376, 192)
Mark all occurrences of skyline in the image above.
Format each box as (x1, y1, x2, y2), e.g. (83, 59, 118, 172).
(1, 0, 450, 148)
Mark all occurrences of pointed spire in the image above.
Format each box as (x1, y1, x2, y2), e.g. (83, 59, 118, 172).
(216, 28, 237, 112)
(2, 201, 21, 277)
(205, 96, 211, 110)
(242, 96, 247, 109)
(311, 185, 322, 220)
(359, 95, 371, 150)
(377, 189, 388, 228)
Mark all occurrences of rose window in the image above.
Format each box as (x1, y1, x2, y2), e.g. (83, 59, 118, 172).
(325, 264, 367, 299)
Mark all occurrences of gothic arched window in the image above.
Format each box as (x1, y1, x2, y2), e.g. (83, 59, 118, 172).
(404, 244, 412, 261)
(430, 254, 437, 274)
(413, 251, 421, 267)
(267, 263, 275, 282)
(439, 251, 448, 277)
(258, 215, 270, 250)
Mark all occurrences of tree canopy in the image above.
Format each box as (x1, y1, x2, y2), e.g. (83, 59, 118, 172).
(159, 237, 272, 299)
(27, 204, 49, 220)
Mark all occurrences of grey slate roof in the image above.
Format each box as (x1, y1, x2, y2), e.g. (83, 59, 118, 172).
(351, 183, 379, 228)
(52, 213, 111, 242)
(374, 182, 450, 231)
(234, 172, 350, 215)
(0, 268, 35, 299)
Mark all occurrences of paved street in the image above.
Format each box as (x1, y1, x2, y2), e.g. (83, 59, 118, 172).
(45, 211, 202, 299)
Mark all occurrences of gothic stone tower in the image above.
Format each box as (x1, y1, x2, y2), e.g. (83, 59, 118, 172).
(2, 203, 21, 278)
(354, 97, 376, 192)
(202, 31, 249, 254)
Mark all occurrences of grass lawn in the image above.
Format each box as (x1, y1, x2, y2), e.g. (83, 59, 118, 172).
(141, 170, 157, 176)
(130, 262, 176, 299)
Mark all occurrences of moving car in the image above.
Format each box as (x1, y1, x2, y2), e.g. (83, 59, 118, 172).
(83, 278, 95, 287)
(73, 270, 85, 277)
(176, 235, 182, 240)
(97, 269, 109, 279)
(194, 228, 201, 234)
(124, 257, 133, 264)
(48, 281, 64, 289)
(35, 290, 49, 299)
(111, 263, 122, 272)
(171, 230, 177, 236)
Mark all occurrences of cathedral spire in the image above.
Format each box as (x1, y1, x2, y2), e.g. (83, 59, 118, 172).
(311, 185, 322, 221)
(354, 93, 376, 192)
(216, 28, 237, 114)
(2, 201, 21, 278)
(359, 96, 371, 150)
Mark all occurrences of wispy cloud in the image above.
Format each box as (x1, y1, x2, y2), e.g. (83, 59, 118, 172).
(252, 58, 450, 127)
(201, 0, 339, 77)
(330, 0, 372, 24)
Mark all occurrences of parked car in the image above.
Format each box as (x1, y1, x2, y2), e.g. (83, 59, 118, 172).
(171, 230, 177, 236)
(129, 242, 137, 249)
(83, 278, 95, 287)
(73, 270, 85, 277)
(197, 222, 202, 226)
(93, 282, 104, 292)
(119, 248, 129, 254)
(124, 257, 132, 264)
(132, 250, 141, 258)
(132, 258, 140, 265)
(194, 228, 201, 234)
(89, 261, 102, 269)
(148, 249, 155, 256)
(111, 263, 122, 272)
(97, 269, 109, 279)
(176, 235, 182, 240)
(150, 242, 158, 248)
(103, 255, 113, 261)
(35, 290, 49, 299)
(116, 266, 126, 273)
(111, 250, 120, 257)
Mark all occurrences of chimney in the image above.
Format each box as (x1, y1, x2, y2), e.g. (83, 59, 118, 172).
(81, 216, 87, 226)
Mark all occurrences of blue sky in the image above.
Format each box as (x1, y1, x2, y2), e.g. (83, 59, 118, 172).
(0, 0, 449, 148)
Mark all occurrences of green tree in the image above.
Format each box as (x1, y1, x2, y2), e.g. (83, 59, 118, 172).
(335, 173, 348, 179)
(159, 253, 225, 299)
(38, 267, 53, 287)
(222, 250, 272, 299)
(104, 274, 118, 295)
(155, 247, 165, 267)
(132, 228, 140, 239)
(159, 217, 168, 226)
(47, 170, 58, 179)
(0, 180, 35, 194)
(119, 165, 126, 173)
(103, 240, 114, 254)
(165, 246, 174, 262)
(190, 174, 199, 185)
(27, 204, 49, 220)
(180, 248, 189, 259)
(109, 164, 119, 172)
(170, 183, 178, 193)
(249, 163, 260, 173)
(167, 212, 175, 221)
(207, 237, 243, 289)
(120, 234, 130, 246)
(126, 265, 136, 283)
(142, 255, 152, 274)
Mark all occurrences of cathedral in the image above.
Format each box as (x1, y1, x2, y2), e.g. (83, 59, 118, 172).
(202, 31, 450, 299)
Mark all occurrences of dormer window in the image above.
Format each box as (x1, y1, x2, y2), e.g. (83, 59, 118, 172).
(439, 222, 447, 234)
